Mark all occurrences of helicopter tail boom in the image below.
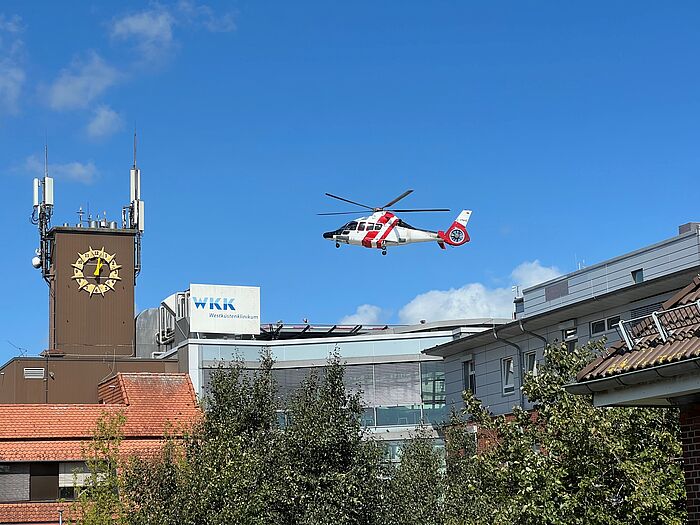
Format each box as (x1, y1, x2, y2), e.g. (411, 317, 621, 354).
(438, 210, 471, 246)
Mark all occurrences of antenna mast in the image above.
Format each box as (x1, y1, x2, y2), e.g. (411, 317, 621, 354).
(31, 142, 55, 285)
(123, 129, 144, 279)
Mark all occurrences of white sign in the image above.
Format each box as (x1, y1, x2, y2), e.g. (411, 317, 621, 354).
(189, 284, 260, 335)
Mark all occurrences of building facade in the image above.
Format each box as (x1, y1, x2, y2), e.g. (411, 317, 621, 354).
(0, 372, 199, 524)
(425, 222, 700, 416)
(140, 296, 505, 444)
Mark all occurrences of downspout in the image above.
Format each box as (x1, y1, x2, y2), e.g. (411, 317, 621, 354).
(519, 320, 548, 347)
(493, 327, 525, 409)
(518, 321, 548, 407)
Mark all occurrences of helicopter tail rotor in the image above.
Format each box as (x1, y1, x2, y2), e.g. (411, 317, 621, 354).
(438, 210, 472, 246)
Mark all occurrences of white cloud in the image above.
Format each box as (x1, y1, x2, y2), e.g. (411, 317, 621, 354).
(398, 261, 562, 324)
(0, 61, 24, 115)
(24, 155, 98, 184)
(340, 304, 385, 325)
(86, 105, 124, 139)
(110, 2, 235, 63)
(111, 8, 175, 62)
(176, 1, 236, 32)
(0, 14, 25, 117)
(46, 52, 119, 111)
(511, 260, 561, 289)
(399, 284, 514, 324)
(0, 14, 22, 34)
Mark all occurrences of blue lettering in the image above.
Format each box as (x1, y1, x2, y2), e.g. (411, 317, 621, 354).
(210, 297, 222, 310)
(223, 298, 235, 310)
(193, 297, 207, 309)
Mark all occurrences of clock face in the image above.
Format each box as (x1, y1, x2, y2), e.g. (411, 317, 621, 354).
(71, 247, 122, 297)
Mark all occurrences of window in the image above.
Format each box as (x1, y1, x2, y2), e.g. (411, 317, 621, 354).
(58, 462, 89, 501)
(30, 462, 58, 501)
(501, 357, 515, 395)
(366, 223, 374, 230)
(590, 316, 621, 336)
(590, 319, 606, 336)
(346, 222, 358, 230)
(357, 222, 366, 231)
(606, 316, 620, 330)
(0, 463, 30, 503)
(563, 328, 577, 352)
(524, 352, 538, 376)
(374, 223, 382, 230)
(632, 268, 644, 284)
(421, 361, 445, 405)
(462, 360, 476, 394)
(545, 280, 569, 301)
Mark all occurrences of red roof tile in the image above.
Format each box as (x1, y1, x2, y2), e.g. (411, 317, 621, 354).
(0, 438, 171, 462)
(576, 275, 700, 382)
(0, 373, 200, 462)
(0, 502, 74, 524)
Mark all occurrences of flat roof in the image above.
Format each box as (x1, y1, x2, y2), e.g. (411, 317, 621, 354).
(424, 266, 700, 358)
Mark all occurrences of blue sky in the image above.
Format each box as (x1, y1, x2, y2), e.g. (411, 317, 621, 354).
(1, 1, 699, 362)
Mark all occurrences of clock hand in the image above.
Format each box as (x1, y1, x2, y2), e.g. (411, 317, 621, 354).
(94, 258, 103, 276)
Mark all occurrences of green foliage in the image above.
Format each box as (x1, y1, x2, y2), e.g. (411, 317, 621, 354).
(386, 433, 445, 525)
(71, 411, 128, 525)
(446, 340, 686, 525)
(122, 349, 389, 525)
(280, 357, 388, 525)
(87, 341, 685, 525)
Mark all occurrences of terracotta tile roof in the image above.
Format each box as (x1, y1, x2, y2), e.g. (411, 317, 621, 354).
(0, 438, 171, 462)
(576, 275, 700, 382)
(0, 373, 200, 461)
(0, 502, 74, 524)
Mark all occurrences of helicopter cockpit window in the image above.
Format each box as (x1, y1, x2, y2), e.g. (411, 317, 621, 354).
(346, 222, 358, 231)
(358, 222, 366, 231)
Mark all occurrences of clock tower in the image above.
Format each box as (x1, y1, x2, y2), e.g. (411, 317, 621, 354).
(47, 227, 137, 356)
(33, 145, 145, 358)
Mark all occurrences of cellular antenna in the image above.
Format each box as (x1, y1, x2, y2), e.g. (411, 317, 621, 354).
(31, 142, 55, 284)
(124, 131, 144, 278)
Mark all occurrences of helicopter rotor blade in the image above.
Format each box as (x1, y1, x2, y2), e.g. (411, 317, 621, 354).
(317, 211, 367, 216)
(382, 189, 414, 209)
(325, 193, 374, 210)
(388, 208, 451, 213)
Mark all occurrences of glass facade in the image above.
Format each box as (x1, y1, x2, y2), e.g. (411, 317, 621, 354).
(197, 334, 451, 430)
(202, 360, 448, 428)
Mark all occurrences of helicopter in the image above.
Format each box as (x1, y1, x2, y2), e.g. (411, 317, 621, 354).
(320, 190, 471, 255)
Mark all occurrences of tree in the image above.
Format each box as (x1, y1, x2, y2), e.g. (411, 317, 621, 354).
(71, 411, 129, 525)
(121, 349, 391, 525)
(444, 340, 685, 525)
(123, 349, 286, 525)
(386, 432, 445, 525)
(279, 355, 389, 525)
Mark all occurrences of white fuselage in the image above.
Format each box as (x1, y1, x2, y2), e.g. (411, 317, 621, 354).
(324, 211, 439, 250)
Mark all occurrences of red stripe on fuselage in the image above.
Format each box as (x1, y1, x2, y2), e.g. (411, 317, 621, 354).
(362, 212, 393, 248)
(375, 213, 397, 249)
